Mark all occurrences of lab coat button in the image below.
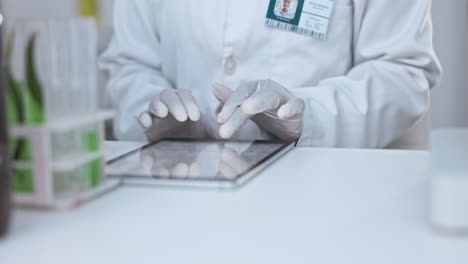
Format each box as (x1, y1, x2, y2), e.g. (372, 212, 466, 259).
(224, 56, 237, 75)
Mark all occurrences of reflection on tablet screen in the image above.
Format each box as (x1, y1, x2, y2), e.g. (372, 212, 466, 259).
(107, 140, 285, 181)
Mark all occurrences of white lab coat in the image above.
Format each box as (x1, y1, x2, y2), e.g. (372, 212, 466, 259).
(100, 0, 442, 148)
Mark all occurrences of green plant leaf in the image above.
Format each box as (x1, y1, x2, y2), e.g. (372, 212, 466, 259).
(25, 89, 45, 124)
(25, 34, 44, 110)
(4, 31, 29, 160)
(7, 75, 26, 124)
(5, 31, 15, 63)
(13, 138, 27, 161)
(4, 31, 25, 125)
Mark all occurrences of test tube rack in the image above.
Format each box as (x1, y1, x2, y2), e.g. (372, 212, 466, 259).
(10, 111, 120, 210)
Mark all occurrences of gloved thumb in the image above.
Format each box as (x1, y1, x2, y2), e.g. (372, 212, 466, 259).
(212, 83, 233, 104)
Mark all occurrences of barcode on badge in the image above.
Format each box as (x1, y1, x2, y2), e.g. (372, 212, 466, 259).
(265, 18, 326, 40)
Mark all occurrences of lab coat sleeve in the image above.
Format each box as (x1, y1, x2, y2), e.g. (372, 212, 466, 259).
(99, 0, 172, 141)
(293, 0, 442, 148)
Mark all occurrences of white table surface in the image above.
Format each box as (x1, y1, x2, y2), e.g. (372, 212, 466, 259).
(1, 141, 467, 264)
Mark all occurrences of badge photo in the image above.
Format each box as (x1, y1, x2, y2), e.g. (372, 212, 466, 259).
(273, 0, 299, 21)
(266, 0, 335, 40)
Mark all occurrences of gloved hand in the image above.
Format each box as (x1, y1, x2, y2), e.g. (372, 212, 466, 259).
(138, 89, 200, 141)
(212, 80, 305, 142)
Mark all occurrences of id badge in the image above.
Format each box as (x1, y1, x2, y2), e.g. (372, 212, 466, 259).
(266, 0, 335, 40)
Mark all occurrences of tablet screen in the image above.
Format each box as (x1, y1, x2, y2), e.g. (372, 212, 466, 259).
(107, 140, 289, 182)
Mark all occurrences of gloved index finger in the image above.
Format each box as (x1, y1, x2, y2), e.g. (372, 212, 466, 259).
(217, 82, 257, 124)
(177, 89, 201, 121)
(219, 108, 252, 139)
(160, 89, 189, 122)
(149, 98, 169, 118)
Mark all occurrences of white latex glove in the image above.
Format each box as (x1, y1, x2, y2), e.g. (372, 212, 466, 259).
(213, 80, 305, 142)
(138, 89, 200, 141)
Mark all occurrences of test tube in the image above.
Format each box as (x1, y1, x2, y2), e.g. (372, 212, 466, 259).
(37, 20, 54, 124)
(87, 19, 99, 113)
(80, 18, 101, 190)
(48, 20, 66, 160)
(75, 18, 98, 114)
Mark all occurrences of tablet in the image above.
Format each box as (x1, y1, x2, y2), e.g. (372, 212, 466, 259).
(106, 139, 294, 189)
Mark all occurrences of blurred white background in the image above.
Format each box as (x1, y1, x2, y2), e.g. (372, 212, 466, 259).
(2, 0, 467, 130)
(431, 0, 468, 128)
